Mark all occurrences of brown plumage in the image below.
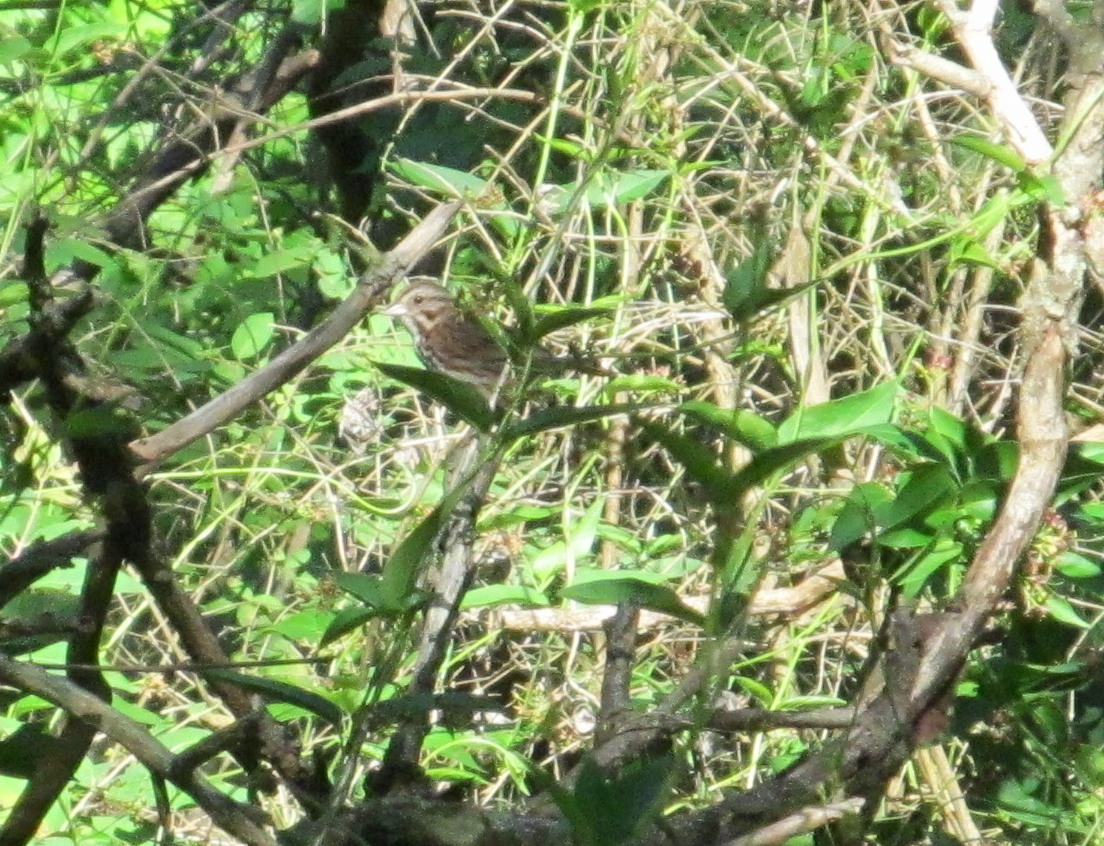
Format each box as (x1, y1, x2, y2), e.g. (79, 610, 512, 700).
(383, 281, 606, 400)
(383, 281, 513, 398)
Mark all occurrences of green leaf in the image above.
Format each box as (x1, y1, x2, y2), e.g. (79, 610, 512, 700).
(46, 238, 115, 270)
(333, 572, 388, 607)
(202, 669, 344, 725)
(64, 405, 135, 439)
(725, 438, 840, 495)
(1054, 551, 1102, 579)
(951, 135, 1027, 173)
(461, 584, 550, 609)
(390, 158, 490, 198)
(0, 35, 33, 66)
(948, 237, 999, 270)
(601, 375, 683, 396)
(493, 275, 535, 338)
(734, 676, 772, 707)
(538, 136, 592, 160)
(0, 282, 28, 309)
(321, 606, 376, 647)
(895, 539, 963, 597)
(876, 464, 958, 533)
(265, 609, 332, 642)
(928, 405, 967, 450)
(531, 307, 611, 339)
(230, 312, 275, 360)
(555, 756, 675, 846)
(640, 421, 731, 500)
(252, 247, 311, 278)
(829, 482, 893, 550)
(1044, 594, 1091, 629)
(0, 725, 67, 778)
(679, 401, 778, 451)
(722, 240, 773, 321)
(380, 482, 475, 609)
(292, 0, 347, 24)
(503, 404, 639, 440)
(1019, 172, 1064, 204)
(879, 527, 934, 549)
(374, 362, 496, 432)
(560, 571, 705, 627)
(539, 169, 670, 215)
(48, 22, 127, 57)
(587, 169, 669, 206)
(528, 499, 603, 581)
(778, 381, 900, 443)
(144, 323, 208, 359)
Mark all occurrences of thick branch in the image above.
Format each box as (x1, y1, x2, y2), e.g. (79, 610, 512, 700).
(922, 0, 1054, 163)
(0, 656, 276, 846)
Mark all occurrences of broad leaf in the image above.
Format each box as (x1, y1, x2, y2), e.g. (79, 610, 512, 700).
(461, 584, 550, 609)
(532, 307, 612, 339)
(379, 480, 478, 610)
(230, 312, 275, 360)
(374, 362, 496, 432)
(778, 381, 900, 443)
(640, 420, 732, 501)
(561, 571, 705, 627)
(679, 401, 778, 451)
(390, 158, 490, 197)
(321, 606, 376, 647)
(951, 134, 1027, 173)
(333, 572, 388, 608)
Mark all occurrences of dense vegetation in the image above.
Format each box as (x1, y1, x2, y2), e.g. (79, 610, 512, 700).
(2, 1, 1104, 844)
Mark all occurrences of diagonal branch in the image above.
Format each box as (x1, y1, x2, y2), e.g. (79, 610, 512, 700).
(0, 655, 277, 846)
(928, 0, 1053, 163)
(129, 201, 462, 473)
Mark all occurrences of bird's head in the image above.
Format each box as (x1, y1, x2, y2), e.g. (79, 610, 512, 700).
(383, 281, 456, 334)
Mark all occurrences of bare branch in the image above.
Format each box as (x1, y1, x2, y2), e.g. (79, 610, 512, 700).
(129, 201, 462, 472)
(928, 0, 1053, 163)
(726, 798, 866, 846)
(0, 655, 277, 846)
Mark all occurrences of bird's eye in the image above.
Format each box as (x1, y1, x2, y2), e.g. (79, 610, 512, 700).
(413, 295, 424, 304)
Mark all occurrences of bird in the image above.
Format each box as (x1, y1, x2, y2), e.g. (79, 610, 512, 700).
(382, 281, 597, 399)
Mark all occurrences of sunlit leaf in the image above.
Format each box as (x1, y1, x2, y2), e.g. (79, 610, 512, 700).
(894, 539, 963, 597)
(333, 572, 388, 608)
(1054, 551, 1101, 579)
(531, 307, 611, 339)
(380, 481, 476, 610)
(0, 35, 33, 65)
(679, 401, 778, 451)
(321, 606, 376, 647)
(374, 362, 496, 432)
(1044, 594, 1091, 629)
(875, 464, 958, 533)
(601, 375, 683, 396)
(390, 158, 491, 197)
(461, 585, 550, 609)
(778, 381, 900, 443)
(230, 312, 275, 360)
(952, 135, 1027, 173)
(560, 571, 705, 627)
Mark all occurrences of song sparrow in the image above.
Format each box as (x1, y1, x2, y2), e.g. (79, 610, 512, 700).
(382, 281, 583, 399)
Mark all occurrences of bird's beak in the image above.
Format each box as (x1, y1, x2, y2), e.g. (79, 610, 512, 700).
(382, 301, 408, 318)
